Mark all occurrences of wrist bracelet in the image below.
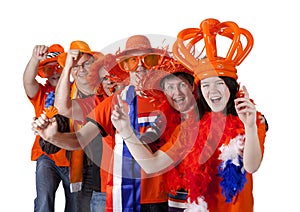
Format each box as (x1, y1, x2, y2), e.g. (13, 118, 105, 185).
(122, 130, 134, 140)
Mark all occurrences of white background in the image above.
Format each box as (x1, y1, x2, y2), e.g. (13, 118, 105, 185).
(1, 0, 298, 211)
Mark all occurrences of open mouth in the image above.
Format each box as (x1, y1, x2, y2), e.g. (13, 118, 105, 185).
(172, 97, 185, 107)
(50, 75, 60, 81)
(173, 97, 185, 104)
(78, 72, 88, 77)
(210, 96, 222, 103)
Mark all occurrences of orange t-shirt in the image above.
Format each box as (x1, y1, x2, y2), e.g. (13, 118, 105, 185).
(28, 84, 69, 167)
(87, 93, 168, 205)
(206, 113, 267, 212)
(76, 94, 113, 193)
(100, 135, 114, 193)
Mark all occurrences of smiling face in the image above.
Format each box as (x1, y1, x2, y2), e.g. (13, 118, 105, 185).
(98, 66, 121, 96)
(71, 53, 94, 87)
(200, 76, 230, 112)
(162, 75, 195, 114)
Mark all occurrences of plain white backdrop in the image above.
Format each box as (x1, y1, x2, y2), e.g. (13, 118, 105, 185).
(1, 0, 299, 211)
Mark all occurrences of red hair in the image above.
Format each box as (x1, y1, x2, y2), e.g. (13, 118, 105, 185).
(87, 54, 129, 93)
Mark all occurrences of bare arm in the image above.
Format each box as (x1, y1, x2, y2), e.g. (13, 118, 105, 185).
(23, 45, 48, 98)
(33, 113, 99, 150)
(111, 94, 174, 174)
(235, 86, 262, 173)
(243, 124, 262, 173)
(54, 50, 80, 118)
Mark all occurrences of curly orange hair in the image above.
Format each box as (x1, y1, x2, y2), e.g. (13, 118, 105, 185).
(87, 54, 129, 93)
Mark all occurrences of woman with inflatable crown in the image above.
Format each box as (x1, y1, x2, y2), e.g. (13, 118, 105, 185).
(172, 18, 268, 211)
(111, 18, 268, 212)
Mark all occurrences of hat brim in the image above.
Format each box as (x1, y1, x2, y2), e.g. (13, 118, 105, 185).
(141, 69, 177, 99)
(57, 50, 96, 68)
(116, 47, 166, 58)
(38, 57, 58, 68)
(141, 57, 194, 97)
(142, 68, 193, 93)
(38, 57, 60, 78)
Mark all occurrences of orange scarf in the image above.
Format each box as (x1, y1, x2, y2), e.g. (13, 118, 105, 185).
(68, 82, 85, 192)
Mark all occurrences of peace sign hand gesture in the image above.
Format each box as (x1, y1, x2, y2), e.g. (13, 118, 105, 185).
(111, 94, 133, 139)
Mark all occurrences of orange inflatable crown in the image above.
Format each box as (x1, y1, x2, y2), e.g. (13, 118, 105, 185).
(173, 18, 254, 81)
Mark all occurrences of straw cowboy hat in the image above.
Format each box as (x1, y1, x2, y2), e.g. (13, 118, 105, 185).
(117, 35, 167, 57)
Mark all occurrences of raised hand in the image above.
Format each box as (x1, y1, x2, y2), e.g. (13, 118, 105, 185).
(32, 45, 49, 61)
(64, 49, 81, 70)
(111, 94, 133, 138)
(234, 85, 257, 128)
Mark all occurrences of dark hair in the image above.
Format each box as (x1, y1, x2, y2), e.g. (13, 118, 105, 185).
(160, 72, 200, 120)
(196, 76, 239, 119)
(160, 72, 195, 89)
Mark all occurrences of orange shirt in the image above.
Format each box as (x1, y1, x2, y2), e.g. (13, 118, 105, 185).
(76, 94, 113, 193)
(28, 83, 69, 167)
(205, 113, 267, 212)
(87, 94, 168, 204)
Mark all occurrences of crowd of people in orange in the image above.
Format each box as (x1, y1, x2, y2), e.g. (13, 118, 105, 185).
(24, 18, 268, 212)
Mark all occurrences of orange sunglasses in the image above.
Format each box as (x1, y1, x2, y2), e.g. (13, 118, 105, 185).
(42, 63, 62, 77)
(117, 53, 163, 72)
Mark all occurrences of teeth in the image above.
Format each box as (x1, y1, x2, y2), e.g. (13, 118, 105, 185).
(173, 97, 184, 103)
(210, 96, 221, 103)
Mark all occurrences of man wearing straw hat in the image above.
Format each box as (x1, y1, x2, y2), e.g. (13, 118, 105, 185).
(55, 40, 103, 212)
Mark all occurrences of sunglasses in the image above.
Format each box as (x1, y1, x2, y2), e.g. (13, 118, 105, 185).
(117, 53, 163, 72)
(43, 63, 62, 77)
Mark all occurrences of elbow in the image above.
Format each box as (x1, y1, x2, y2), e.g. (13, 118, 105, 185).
(142, 166, 159, 175)
(55, 106, 72, 118)
(243, 142, 263, 174)
(142, 164, 173, 175)
(244, 164, 260, 174)
(143, 169, 154, 175)
(244, 157, 262, 174)
(51, 139, 81, 151)
(59, 143, 81, 151)
(66, 140, 82, 151)
(139, 156, 174, 175)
